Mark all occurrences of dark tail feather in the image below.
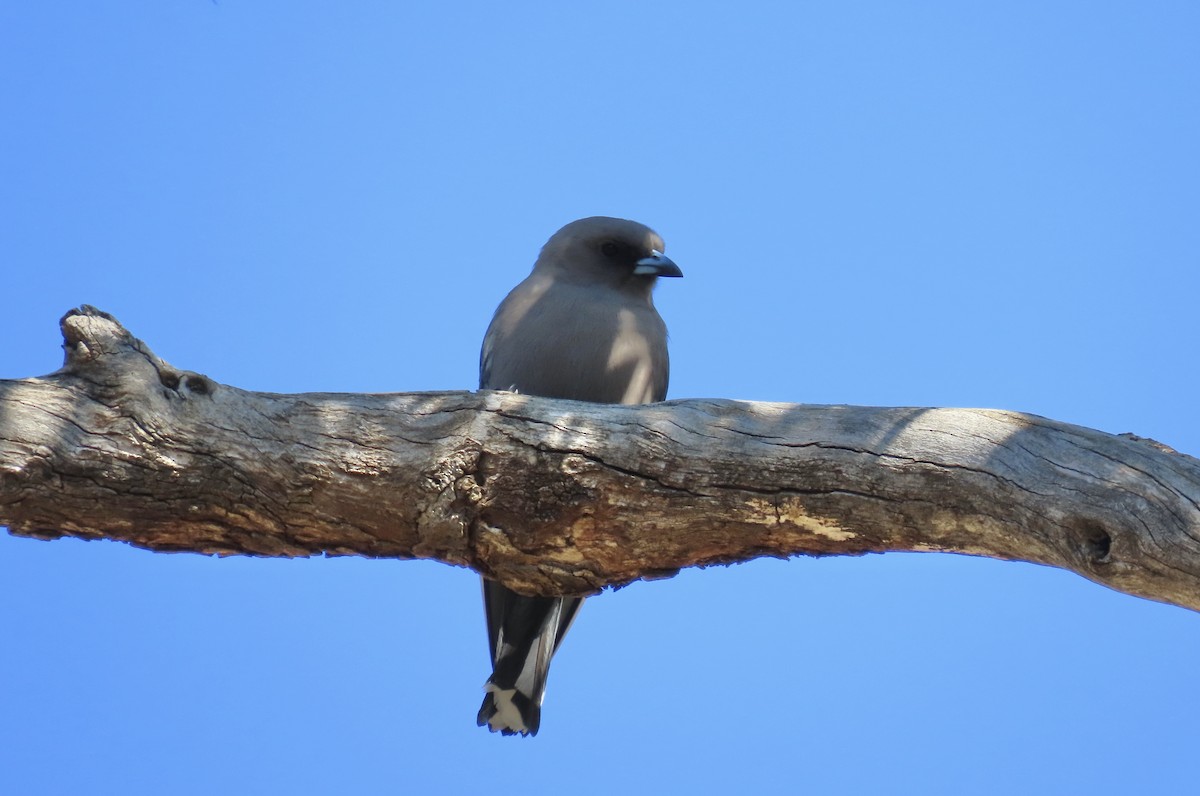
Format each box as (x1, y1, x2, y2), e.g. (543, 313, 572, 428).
(477, 578, 583, 736)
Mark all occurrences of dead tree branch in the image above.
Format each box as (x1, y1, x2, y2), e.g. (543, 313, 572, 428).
(2, 306, 1199, 611)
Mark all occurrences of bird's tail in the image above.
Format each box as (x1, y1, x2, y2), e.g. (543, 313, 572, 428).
(477, 581, 582, 736)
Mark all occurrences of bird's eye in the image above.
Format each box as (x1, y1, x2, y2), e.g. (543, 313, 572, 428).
(601, 241, 621, 258)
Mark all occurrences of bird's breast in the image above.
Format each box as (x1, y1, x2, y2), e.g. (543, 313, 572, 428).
(481, 282, 669, 404)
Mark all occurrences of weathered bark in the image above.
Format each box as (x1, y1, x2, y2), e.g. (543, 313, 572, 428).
(2, 306, 1199, 611)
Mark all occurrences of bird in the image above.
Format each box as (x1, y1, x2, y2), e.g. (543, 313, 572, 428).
(476, 216, 682, 736)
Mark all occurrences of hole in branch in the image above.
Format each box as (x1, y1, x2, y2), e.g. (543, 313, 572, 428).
(184, 374, 211, 395)
(1072, 521, 1112, 564)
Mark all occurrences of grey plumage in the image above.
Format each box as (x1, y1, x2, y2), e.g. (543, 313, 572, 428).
(476, 216, 682, 736)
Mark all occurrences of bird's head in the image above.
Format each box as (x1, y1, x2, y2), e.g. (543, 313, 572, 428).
(534, 216, 683, 292)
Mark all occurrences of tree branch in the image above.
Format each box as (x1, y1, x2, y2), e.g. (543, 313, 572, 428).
(3, 306, 1199, 611)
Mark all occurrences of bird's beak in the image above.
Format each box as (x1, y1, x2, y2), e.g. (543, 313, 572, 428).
(633, 250, 683, 278)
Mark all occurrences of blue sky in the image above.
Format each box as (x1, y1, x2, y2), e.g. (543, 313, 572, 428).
(2, 3, 1198, 794)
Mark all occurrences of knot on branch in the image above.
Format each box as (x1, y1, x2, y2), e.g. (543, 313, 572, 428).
(158, 368, 216, 397)
(57, 305, 216, 398)
(59, 305, 131, 365)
